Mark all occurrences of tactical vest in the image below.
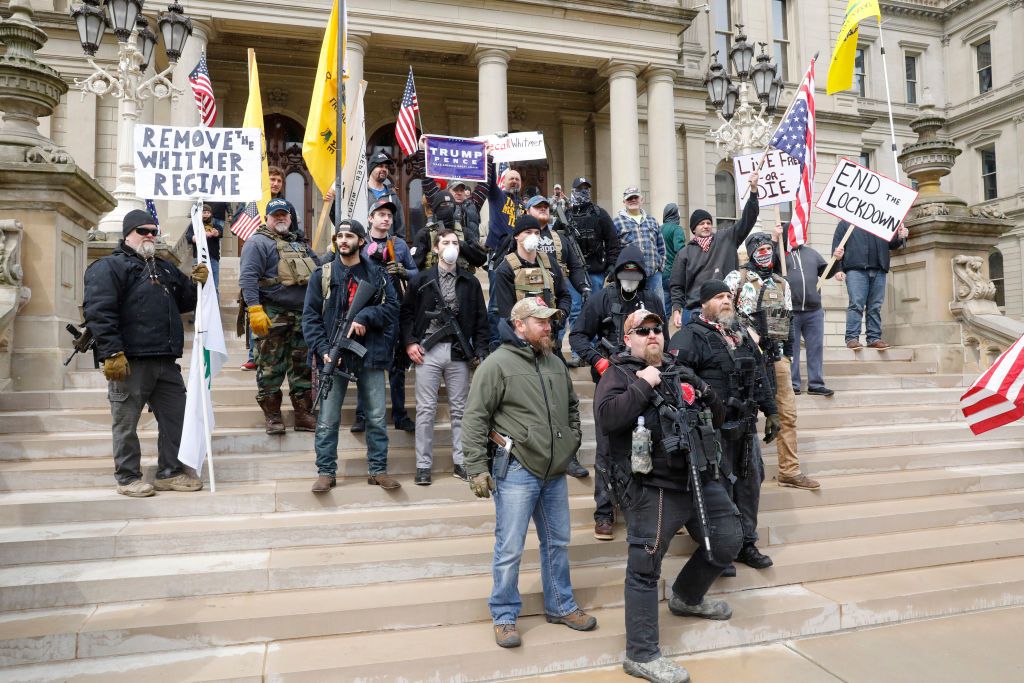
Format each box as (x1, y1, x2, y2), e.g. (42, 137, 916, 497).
(256, 228, 318, 288)
(738, 272, 791, 344)
(505, 252, 555, 306)
(567, 204, 604, 263)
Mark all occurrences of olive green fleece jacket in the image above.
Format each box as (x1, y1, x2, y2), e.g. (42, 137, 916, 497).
(462, 322, 582, 481)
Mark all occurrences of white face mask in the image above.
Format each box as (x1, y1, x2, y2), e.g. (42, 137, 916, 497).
(523, 235, 540, 253)
(440, 245, 459, 264)
(619, 278, 640, 293)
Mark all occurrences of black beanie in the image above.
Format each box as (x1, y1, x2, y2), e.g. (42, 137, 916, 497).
(689, 209, 713, 231)
(513, 214, 542, 237)
(122, 209, 156, 237)
(699, 279, 730, 304)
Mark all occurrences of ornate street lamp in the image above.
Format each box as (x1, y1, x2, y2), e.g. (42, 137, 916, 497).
(751, 44, 777, 102)
(105, 0, 144, 43)
(767, 76, 784, 115)
(70, 0, 106, 57)
(135, 15, 158, 72)
(704, 51, 729, 106)
(729, 25, 755, 80)
(158, 2, 193, 63)
(722, 84, 739, 121)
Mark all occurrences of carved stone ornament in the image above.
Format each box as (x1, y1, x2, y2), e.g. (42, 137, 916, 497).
(0, 219, 26, 286)
(952, 254, 996, 304)
(266, 88, 289, 109)
(970, 205, 1007, 219)
(24, 144, 71, 164)
(87, 229, 110, 242)
(509, 105, 527, 123)
(914, 203, 949, 218)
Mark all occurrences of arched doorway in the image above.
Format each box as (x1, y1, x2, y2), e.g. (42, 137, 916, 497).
(265, 113, 314, 235)
(367, 123, 424, 240)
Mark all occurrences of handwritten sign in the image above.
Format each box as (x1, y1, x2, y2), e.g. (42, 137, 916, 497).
(482, 131, 547, 163)
(134, 125, 262, 200)
(815, 158, 918, 241)
(424, 135, 487, 182)
(733, 150, 801, 207)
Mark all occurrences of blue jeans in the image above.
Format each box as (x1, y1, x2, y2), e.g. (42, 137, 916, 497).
(844, 269, 886, 343)
(194, 258, 220, 290)
(487, 268, 501, 351)
(559, 281, 583, 349)
(314, 367, 388, 476)
(644, 271, 662, 297)
(662, 278, 672, 318)
(490, 460, 578, 624)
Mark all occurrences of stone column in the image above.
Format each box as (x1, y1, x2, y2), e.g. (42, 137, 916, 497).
(346, 34, 368, 115)
(559, 112, 587, 183)
(473, 47, 514, 136)
(683, 123, 708, 228)
(645, 67, 679, 217)
(1011, 1, 1024, 79)
(591, 113, 612, 208)
(602, 62, 642, 199)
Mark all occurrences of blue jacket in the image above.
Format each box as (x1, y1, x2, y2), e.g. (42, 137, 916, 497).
(832, 220, 904, 273)
(239, 228, 321, 311)
(302, 256, 398, 370)
(485, 159, 523, 251)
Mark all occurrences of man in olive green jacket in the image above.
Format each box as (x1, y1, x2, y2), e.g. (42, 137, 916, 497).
(463, 296, 597, 649)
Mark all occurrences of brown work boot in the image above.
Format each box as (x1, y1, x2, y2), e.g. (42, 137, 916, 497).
(258, 393, 286, 435)
(867, 340, 891, 350)
(153, 473, 203, 492)
(291, 391, 317, 432)
(311, 474, 336, 493)
(778, 473, 821, 490)
(368, 473, 402, 490)
(494, 623, 521, 648)
(594, 519, 614, 541)
(545, 609, 597, 631)
(846, 339, 863, 349)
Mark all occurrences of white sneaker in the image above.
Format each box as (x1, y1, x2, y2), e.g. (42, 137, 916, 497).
(623, 656, 690, 683)
(116, 480, 155, 498)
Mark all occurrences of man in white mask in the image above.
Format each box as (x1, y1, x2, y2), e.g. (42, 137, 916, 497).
(491, 215, 572, 328)
(400, 229, 490, 485)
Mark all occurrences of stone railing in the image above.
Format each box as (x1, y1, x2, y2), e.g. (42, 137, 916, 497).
(950, 254, 1024, 369)
(0, 219, 32, 392)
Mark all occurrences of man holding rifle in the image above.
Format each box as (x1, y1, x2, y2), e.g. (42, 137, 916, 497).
(596, 307, 740, 683)
(400, 228, 489, 485)
(302, 219, 400, 493)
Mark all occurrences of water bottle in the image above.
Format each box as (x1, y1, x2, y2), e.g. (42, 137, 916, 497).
(631, 416, 653, 474)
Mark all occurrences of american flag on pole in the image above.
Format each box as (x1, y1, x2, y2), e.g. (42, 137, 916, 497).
(960, 334, 1024, 435)
(145, 198, 160, 228)
(395, 67, 419, 155)
(230, 202, 261, 241)
(769, 59, 816, 251)
(188, 53, 217, 127)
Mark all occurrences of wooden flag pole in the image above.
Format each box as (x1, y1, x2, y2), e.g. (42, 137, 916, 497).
(333, 0, 346, 234)
(818, 225, 854, 291)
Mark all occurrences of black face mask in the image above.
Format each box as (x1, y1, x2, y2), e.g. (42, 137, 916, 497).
(435, 204, 455, 226)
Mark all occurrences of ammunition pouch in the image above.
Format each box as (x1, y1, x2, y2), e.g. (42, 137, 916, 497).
(599, 454, 644, 512)
(506, 252, 555, 306)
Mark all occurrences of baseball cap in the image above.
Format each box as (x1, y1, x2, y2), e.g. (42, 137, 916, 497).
(449, 180, 469, 191)
(624, 307, 663, 331)
(510, 296, 564, 321)
(617, 262, 646, 282)
(622, 187, 641, 200)
(525, 194, 550, 210)
(369, 197, 397, 215)
(572, 176, 592, 189)
(369, 151, 392, 168)
(266, 198, 293, 215)
(335, 218, 366, 239)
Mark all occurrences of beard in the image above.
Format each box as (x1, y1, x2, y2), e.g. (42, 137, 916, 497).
(273, 223, 290, 235)
(137, 240, 156, 258)
(642, 345, 663, 366)
(525, 330, 554, 355)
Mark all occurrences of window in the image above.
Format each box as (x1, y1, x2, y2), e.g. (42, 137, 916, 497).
(980, 145, 997, 200)
(858, 151, 872, 169)
(989, 249, 1005, 308)
(905, 54, 918, 104)
(854, 48, 866, 97)
(715, 170, 737, 230)
(772, 0, 790, 80)
(976, 40, 992, 94)
(712, 0, 732, 68)
(778, 202, 793, 226)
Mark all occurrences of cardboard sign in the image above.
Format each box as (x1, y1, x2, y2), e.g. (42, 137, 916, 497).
(815, 158, 918, 241)
(134, 125, 263, 200)
(484, 131, 546, 163)
(424, 135, 487, 182)
(733, 150, 801, 207)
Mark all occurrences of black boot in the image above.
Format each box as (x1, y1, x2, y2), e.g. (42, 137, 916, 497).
(566, 456, 589, 478)
(350, 418, 366, 433)
(737, 544, 773, 569)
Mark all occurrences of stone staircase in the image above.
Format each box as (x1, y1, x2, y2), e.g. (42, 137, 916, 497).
(1, 258, 1024, 681)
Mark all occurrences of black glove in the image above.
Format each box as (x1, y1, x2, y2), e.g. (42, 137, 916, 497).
(764, 413, 782, 443)
(702, 385, 726, 429)
(385, 261, 407, 280)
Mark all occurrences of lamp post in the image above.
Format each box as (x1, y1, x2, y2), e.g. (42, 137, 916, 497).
(69, 0, 192, 233)
(704, 25, 784, 158)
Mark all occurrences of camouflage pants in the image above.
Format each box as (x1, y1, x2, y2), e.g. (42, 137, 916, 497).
(254, 304, 312, 400)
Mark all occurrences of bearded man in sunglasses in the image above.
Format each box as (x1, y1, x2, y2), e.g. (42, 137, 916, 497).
(84, 210, 209, 497)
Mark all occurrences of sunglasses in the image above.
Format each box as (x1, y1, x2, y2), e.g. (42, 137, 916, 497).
(134, 228, 160, 237)
(630, 325, 663, 337)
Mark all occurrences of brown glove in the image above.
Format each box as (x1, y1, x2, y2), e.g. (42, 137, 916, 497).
(248, 304, 271, 336)
(191, 263, 209, 285)
(470, 472, 495, 499)
(102, 352, 130, 382)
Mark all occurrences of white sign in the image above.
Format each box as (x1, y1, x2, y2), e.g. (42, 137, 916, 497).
(815, 158, 918, 241)
(733, 150, 802, 207)
(481, 131, 547, 163)
(134, 125, 263, 201)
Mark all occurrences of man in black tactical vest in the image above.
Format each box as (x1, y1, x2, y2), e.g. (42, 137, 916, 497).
(561, 176, 621, 294)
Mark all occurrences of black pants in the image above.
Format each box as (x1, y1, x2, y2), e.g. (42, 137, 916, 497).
(624, 481, 743, 663)
(108, 358, 186, 485)
(593, 432, 615, 522)
(719, 433, 764, 546)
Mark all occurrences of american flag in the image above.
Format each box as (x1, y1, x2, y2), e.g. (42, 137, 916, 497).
(230, 202, 261, 241)
(395, 67, 420, 155)
(188, 53, 217, 127)
(960, 334, 1024, 435)
(770, 59, 816, 251)
(145, 199, 160, 228)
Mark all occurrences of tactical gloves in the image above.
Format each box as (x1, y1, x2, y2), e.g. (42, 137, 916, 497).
(248, 305, 271, 336)
(764, 413, 782, 443)
(102, 352, 130, 382)
(470, 472, 495, 498)
(190, 263, 209, 285)
(385, 261, 407, 280)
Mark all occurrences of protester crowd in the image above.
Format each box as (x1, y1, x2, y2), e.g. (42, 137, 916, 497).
(83, 145, 908, 683)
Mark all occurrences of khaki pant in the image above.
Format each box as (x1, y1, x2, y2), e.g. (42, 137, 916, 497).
(773, 356, 801, 479)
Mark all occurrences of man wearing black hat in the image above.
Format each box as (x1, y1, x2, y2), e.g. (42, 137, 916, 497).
(410, 190, 488, 272)
(83, 210, 208, 497)
(367, 151, 404, 237)
(185, 203, 223, 289)
(303, 218, 401, 492)
(491, 215, 571, 325)
(669, 170, 760, 328)
(561, 176, 620, 295)
(670, 278, 781, 574)
(239, 198, 321, 435)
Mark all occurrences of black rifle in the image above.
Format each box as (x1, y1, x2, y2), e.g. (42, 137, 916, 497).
(312, 278, 378, 411)
(722, 354, 760, 478)
(64, 323, 96, 367)
(420, 277, 474, 361)
(554, 204, 591, 301)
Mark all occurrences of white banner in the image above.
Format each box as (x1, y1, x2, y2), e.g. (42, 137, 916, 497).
(134, 125, 263, 201)
(733, 150, 802, 207)
(815, 158, 918, 241)
(342, 81, 369, 226)
(481, 131, 547, 163)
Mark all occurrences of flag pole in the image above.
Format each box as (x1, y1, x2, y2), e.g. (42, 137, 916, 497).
(192, 199, 217, 493)
(334, 0, 346, 228)
(410, 67, 425, 135)
(876, 24, 901, 184)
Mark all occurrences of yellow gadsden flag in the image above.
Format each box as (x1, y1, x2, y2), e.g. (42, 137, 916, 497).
(826, 0, 881, 94)
(303, 0, 345, 194)
(244, 48, 272, 217)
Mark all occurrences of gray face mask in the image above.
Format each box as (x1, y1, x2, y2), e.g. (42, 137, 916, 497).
(571, 188, 592, 205)
(619, 278, 640, 293)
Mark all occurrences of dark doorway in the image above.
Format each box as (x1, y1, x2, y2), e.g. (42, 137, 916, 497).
(367, 123, 423, 240)
(265, 113, 314, 235)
